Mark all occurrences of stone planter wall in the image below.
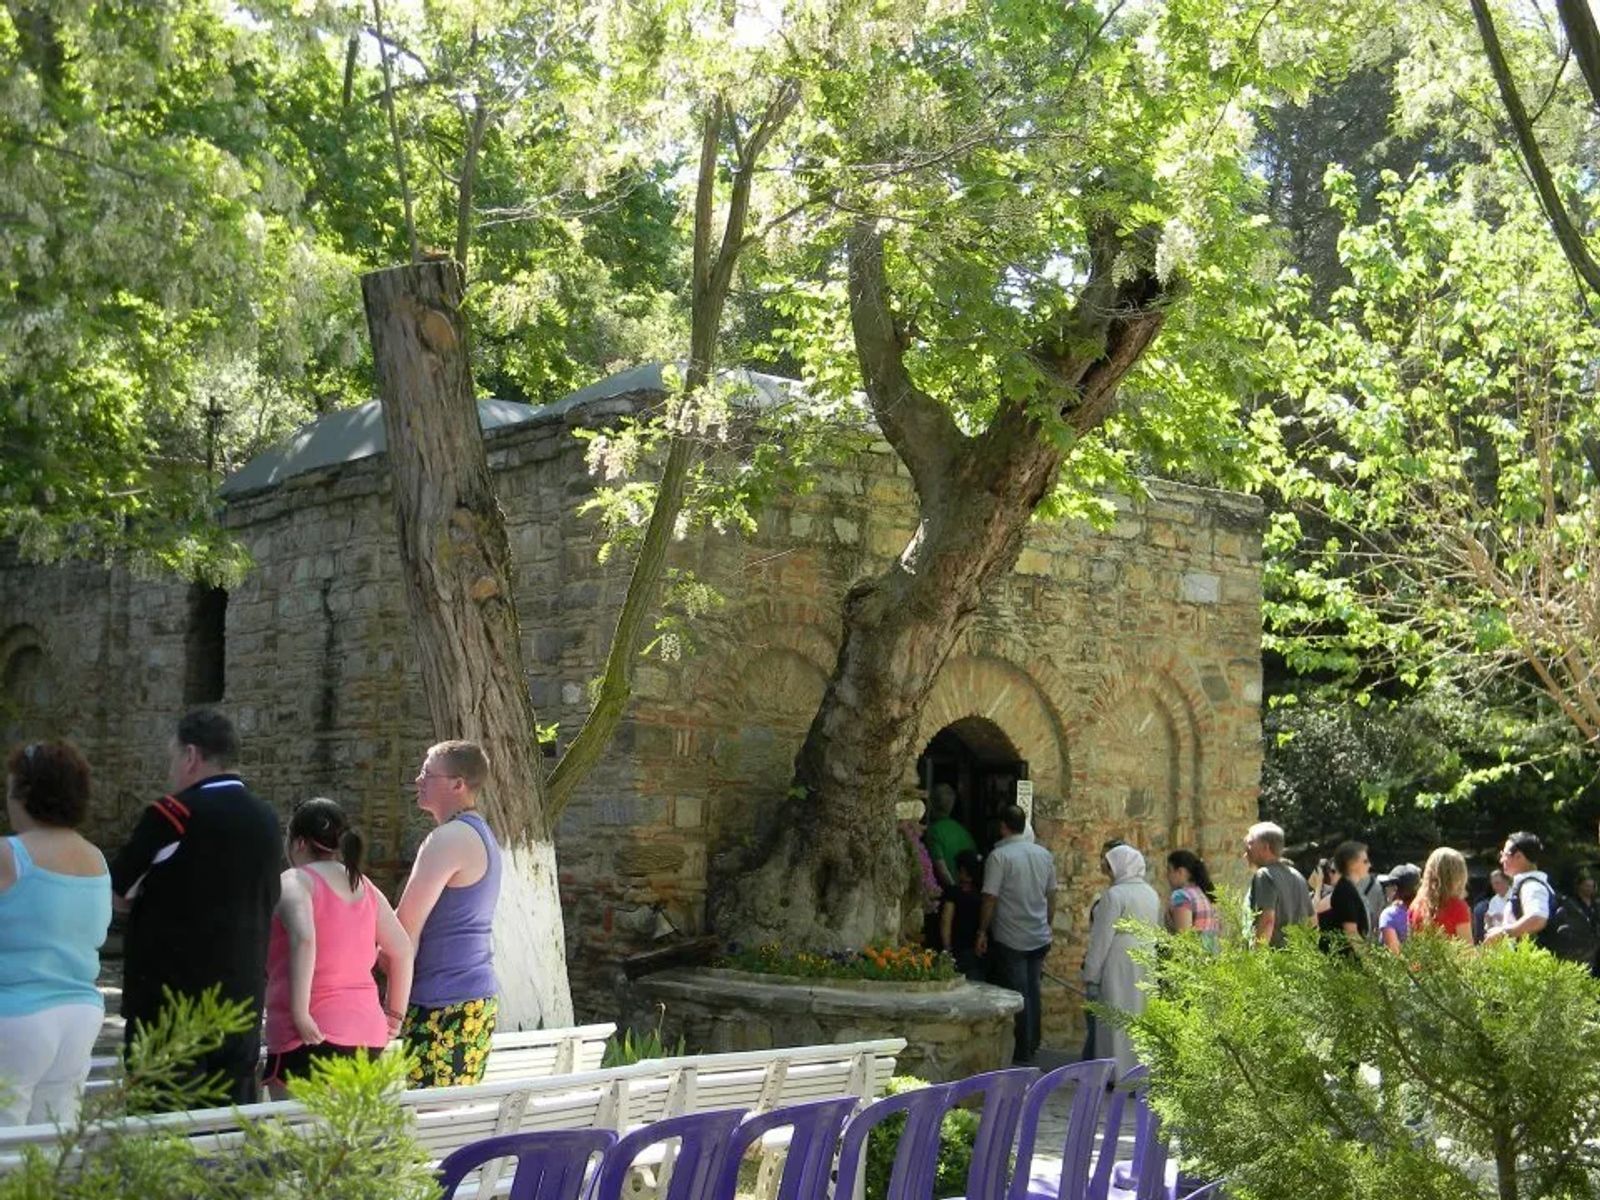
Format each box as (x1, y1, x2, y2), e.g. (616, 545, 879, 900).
(628, 967, 1023, 1082)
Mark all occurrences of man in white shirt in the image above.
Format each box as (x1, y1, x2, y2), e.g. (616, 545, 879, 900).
(976, 805, 1056, 1064)
(1485, 831, 1552, 945)
(1473, 869, 1511, 942)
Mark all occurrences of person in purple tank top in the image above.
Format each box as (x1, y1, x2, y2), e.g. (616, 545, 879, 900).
(396, 740, 502, 1087)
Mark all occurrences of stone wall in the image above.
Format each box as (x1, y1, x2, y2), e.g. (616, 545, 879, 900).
(629, 968, 1022, 1083)
(0, 382, 1264, 1047)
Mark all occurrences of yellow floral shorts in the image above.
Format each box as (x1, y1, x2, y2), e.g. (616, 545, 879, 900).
(399, 996, 498, 1087)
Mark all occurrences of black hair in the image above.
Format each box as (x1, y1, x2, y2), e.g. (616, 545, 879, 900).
(1333, 841, 1367, 876)
(999, 804, 1028, 835)
(289, 797, 364, 890)
(1166, 849, 1215, 900)
(954, 849, 982, 881)
(1392, 872, 1420, 905)
(176, 708, 239, 767)
(7, 740, 92, 828)
(1505, 831, 1543, 862)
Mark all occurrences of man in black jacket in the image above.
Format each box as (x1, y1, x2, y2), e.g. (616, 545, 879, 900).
(110, 709, 281, 1104)
(1557, 871, 1600, 975)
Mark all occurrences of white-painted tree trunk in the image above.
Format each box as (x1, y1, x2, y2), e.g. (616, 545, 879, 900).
(493, 840, 574, 1029)
(362, 261, 575, 1027)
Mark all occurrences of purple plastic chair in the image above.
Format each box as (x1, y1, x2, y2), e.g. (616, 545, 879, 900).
(590, 1108, 749, 1200)
(1086, 1067, 1148, 1200)
(436, 1128, 619, 1200)
(945, 1067, 1041, 1200)
(1107, 1091, 1167, 1200)
(835, 1083, 955, 1200)
(709, 1096, 860, 1200)
(1006, 1059, 1117, 1200)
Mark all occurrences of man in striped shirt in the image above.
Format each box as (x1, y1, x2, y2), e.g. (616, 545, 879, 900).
(110, 708, 281, 1105)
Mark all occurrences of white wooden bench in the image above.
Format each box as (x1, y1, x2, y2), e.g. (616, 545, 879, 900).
(82, 1021, 615, 1096)
(2, 1036, 905, 1198)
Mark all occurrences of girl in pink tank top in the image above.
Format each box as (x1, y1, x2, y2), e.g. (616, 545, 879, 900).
(263, 798, 414, 1098)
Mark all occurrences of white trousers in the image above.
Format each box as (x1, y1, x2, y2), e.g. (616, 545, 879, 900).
(0, 1002, 104, 1126)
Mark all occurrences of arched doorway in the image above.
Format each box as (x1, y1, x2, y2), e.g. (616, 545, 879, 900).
(916, 716, 1029, 853)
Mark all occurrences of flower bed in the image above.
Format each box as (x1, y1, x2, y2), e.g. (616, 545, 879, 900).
(717, 941, 958, 983)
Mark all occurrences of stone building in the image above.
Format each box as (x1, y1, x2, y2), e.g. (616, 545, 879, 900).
(0, 364, 1265, 1042)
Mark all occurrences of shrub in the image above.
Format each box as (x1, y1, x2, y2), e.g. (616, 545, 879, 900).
(862, 1076, 978, 1200)
(1122, 916, 1600, 1200)
(0, 989, 439, 1200)
(604, 1005, 686, 1067)
(719, 941, 957, 982)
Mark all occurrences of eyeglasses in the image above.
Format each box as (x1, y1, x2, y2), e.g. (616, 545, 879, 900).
(414, 771, 462, 785)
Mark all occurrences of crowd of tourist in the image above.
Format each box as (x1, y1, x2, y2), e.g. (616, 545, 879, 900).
(9, 718, 1600, 1129)
(0, 710, 504, 1127)
(920, 808, 1600, 1072)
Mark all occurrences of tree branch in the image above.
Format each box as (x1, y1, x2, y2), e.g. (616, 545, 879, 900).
(1555, 0, 1600, 110)
(1471, 0, 1600, 301)
(453, 100, 491, 269)
(845, 220, 966, 504)
(372, 0, 419, 264)
(549, 89, 798, 812)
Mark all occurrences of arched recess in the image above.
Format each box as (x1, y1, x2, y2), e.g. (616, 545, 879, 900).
(908, 655, 1069, 809)
(0, 625, 54, 747)
(1071, 663, 1206, 859)
(700, 618, 834, 846)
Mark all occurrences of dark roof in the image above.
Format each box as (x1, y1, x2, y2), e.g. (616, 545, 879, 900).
(219, 363, 803, 498)
(218, 398, 539, 496)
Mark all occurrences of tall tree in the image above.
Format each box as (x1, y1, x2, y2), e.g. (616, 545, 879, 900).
(346, 0, 821, 1021)
(0, 1, 365, 577)
(1261, 161, 1600, 759)
(716, 0, 1366, 944)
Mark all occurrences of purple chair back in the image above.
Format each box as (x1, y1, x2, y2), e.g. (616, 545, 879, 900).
(711, 1096, 859, 1200)
(1006, 1059, 1116, 1200)
(436, 1128, 618, 1200)
(945, 1067, 1040, 1200)
(1120, 1093, 1168, 1200)
(590, 1108, 749, 1200)
(835, 1083, 955, 1200)
(1087, 1067, 1148, 1200)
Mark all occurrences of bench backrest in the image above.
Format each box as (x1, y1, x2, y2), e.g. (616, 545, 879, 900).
(85, 1023, 615, 1088)
(0, 1035, 904, 1191)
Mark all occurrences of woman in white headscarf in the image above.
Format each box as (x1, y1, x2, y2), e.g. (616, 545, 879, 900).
(1083, 843, 1162, 1075)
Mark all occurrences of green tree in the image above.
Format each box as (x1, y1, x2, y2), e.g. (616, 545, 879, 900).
(1261, 162, 1600, 759)
(715, 0, 1370, 946)
(0, 1, 367, 578)
(1130, 925, 1600, 1200)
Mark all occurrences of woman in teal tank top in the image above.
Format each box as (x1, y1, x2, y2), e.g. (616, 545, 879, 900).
(0, 741, 112, 1127)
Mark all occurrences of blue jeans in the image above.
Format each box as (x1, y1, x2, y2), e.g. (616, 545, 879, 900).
(987, 939, 1049, 1063)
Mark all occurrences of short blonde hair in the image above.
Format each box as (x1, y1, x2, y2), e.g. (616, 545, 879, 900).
(427, 740, 490, 791)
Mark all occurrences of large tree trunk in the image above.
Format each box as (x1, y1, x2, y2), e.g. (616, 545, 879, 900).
(715, 223, 1168, 946)
(362, 260, 573, 1028)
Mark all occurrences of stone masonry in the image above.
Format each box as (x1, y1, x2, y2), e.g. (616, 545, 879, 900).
(0, 370, 1265, 1046)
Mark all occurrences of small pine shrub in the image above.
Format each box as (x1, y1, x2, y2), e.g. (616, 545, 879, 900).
(0, 988, 438, 1200)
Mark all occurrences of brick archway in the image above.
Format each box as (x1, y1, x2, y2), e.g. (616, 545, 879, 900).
(908, 654, 1068, 803)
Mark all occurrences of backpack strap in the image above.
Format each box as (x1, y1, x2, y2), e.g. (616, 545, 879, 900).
(1511, 875, 1557, 920)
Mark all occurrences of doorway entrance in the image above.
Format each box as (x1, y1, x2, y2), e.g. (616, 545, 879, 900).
(916, 716, 1029, 853)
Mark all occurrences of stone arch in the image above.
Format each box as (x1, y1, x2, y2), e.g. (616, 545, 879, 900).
(1069, 657, 1210, 860)
(695, 609, 836, 849)
(909, 654, 1068, 806)
(0, 625, 54, 746)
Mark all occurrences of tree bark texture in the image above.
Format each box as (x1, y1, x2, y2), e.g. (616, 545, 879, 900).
(361, 261, 572, 1027)
(714, 223, 1168, 946)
